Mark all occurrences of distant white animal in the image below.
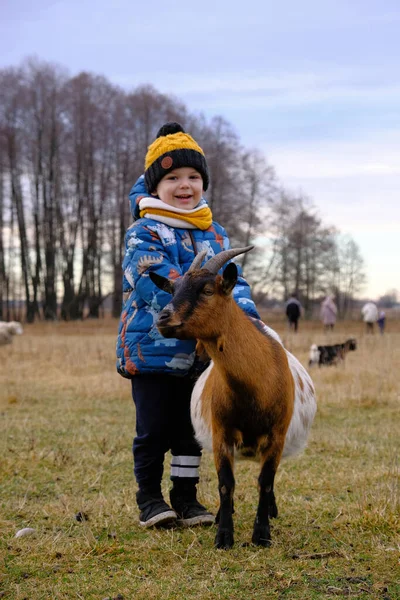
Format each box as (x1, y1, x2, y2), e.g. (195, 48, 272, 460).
(308, 344, 321, 367)
(0, 321, 24, 346)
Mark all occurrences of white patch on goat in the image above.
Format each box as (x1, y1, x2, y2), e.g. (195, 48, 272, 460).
(191, 362, 214, 452)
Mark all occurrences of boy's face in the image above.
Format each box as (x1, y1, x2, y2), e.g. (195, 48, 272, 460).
(154, 167, 203, 210)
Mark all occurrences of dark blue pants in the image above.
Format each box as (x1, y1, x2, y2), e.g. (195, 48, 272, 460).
(131, 374, 202, 494)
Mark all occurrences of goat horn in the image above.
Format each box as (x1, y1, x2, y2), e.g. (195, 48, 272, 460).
(187, 249, 208, 272)
(201, 246, 254, 274)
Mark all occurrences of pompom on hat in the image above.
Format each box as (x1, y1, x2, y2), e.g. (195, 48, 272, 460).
(144, 122, 210, 193)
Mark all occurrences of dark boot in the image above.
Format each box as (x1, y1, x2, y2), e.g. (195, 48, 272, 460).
(136, 489, 177, 528)
(170, 481, 214, 527)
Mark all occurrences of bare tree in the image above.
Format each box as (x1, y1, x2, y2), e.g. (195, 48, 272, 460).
(0, 67, 38, 321)
(238, 149, 276, 271)
(23, 58, 68, 320)
(336, 235, 366, 316)
(0, 58, 367, 322)
(0, 140, 7, 320)
(201, 116, 242, 230)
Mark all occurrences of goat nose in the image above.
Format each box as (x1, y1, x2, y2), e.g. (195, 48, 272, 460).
(158, 310, 170, 323)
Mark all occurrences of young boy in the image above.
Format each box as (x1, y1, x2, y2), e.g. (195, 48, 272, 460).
(116, 122, 260, 528)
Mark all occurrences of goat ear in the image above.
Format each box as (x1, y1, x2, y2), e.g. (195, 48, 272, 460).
(221, 262, 238, 295)
(149, 272, 174, 295)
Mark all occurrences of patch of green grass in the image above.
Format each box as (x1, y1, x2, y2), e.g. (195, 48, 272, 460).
(0, 319, 399, 599)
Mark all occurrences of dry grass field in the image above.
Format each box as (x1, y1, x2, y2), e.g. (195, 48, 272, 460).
(0, 316, 399, 599)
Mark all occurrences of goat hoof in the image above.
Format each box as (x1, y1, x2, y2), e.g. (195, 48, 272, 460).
(215, 529, 234, 549)
(252, 528, 271, 547)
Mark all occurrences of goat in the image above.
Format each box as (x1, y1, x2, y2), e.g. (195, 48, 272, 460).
(308, 339, 357, 367)
(150, 247, 316, 549)
(0, 321, 23, 346)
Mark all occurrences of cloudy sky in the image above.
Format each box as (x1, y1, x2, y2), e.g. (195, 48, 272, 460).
(1, 0, 399, 298)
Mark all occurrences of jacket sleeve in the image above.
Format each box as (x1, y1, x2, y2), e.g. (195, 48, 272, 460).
(232, 271, 260, 319)
(217, 224, 260, 320)
(123, 223, 181, 310)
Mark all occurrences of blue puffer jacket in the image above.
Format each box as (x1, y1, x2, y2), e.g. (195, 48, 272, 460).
(116, 176, 260, 378)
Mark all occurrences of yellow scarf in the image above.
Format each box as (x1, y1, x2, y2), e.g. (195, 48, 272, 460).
(139, 205, 213, 230)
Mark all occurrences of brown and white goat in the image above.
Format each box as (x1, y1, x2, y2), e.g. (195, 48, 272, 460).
(150, 247, 316, 549)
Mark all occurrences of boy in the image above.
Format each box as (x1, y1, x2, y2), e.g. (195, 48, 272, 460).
(116, 122, 260, 528)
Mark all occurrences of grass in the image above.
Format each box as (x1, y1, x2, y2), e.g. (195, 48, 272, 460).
(0, 316, 399, 599)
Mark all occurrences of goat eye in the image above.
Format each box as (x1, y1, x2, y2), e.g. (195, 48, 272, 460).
(202, 287, 214, 296)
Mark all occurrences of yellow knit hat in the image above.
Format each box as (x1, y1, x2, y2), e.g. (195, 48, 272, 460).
(144, 122, 210, 193)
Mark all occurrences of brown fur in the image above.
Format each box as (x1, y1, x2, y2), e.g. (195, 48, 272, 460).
(199, 297, 294, 461)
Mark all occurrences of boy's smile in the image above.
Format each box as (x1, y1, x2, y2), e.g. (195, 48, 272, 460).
(154, 167, 203, 210)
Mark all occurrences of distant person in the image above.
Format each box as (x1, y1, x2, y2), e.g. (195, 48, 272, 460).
(377, 310, 386, 335)
(320, 295, 338, 332)
(285, 293, 302, 332)
(361, 301, 378, 334)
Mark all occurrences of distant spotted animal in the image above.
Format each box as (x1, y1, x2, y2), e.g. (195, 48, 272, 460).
(308, 339, 357, 367)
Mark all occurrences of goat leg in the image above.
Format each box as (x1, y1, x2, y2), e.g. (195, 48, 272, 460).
(215, 498, 234, 524)
(268, 491, 278, 518)
(214, 451, 235, 549)
(252, 451, 280, 547)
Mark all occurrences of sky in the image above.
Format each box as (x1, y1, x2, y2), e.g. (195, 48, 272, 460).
(1, 0, 399, 299)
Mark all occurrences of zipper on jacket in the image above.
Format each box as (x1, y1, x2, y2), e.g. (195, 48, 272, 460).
(188, 230, 198, 255)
